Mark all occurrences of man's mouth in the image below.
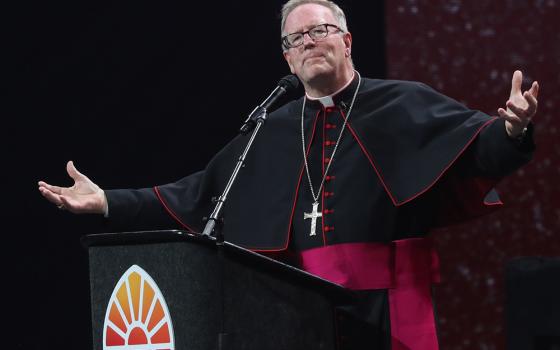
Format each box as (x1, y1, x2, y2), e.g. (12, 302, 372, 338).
(304, 55, 324, 64)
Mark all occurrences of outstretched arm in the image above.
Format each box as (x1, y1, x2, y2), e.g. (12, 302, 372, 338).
(38, 160, 108, 214)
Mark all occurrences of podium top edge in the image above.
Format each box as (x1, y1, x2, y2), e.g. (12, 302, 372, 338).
(81, 230, 209, 247)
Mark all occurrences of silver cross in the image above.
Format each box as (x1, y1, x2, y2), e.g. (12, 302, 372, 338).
(304, 201, 322, 236)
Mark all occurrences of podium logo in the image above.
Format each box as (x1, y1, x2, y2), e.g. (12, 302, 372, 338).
(103, 265, 175, 350)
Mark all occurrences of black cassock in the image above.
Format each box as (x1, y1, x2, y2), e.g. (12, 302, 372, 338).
(106, 75, 533, 349)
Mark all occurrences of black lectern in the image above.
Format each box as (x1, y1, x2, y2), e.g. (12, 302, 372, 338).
(82, 230, 354, 350)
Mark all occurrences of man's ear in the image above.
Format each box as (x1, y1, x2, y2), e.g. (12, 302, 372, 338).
(343, 32, 352, 55)
(283, 50, 296, 74)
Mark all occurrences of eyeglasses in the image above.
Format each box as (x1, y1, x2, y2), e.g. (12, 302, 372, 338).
(282, 23, 343, 49)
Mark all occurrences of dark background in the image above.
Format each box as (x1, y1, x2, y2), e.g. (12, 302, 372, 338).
(6, 1, 559, 349)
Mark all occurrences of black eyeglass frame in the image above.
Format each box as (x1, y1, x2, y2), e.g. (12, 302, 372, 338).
(281, 23, 344, 49)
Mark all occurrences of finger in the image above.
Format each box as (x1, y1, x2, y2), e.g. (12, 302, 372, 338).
(510, 70, 523, 97)
(58, 196, 76, 213)
(523, 91, 538, 116)
(39, 186, 64, 206)
(506, 100, 530, 119)
(528, 81, 539, 99)
(66, 160, 85, 182)
(498, 108, 523, 124)
(38, 181, 64, 195)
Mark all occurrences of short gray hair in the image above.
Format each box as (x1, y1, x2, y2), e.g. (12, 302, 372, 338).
(280, 0, 348, 37)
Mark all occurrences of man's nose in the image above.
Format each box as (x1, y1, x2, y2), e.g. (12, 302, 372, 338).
(302, 32, 315, 46)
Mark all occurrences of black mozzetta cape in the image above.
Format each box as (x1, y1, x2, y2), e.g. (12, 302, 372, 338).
(106, 76, 533, 251)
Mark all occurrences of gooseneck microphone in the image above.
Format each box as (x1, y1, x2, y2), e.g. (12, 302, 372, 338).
(239, 74, 300, 134)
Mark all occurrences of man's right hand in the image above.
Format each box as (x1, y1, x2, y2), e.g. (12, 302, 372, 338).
(38, 160, 108, 215)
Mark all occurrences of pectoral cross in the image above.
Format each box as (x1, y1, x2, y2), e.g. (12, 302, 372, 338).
(304, 201, 322, 236)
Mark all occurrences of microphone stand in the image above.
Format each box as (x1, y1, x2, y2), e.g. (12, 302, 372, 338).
(201, 106, 268, 243)
(200, 74, 297, 242)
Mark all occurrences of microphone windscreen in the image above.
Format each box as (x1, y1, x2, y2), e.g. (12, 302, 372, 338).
(278, 74, 299, 91)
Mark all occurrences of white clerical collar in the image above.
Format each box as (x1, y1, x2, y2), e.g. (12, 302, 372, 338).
(305, 72, 355, 107)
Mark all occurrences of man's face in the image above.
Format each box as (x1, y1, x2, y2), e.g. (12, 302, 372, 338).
(283, 3, 351, 86)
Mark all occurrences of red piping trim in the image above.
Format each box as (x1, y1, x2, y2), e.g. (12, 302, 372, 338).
(344, 112, 499, 206)
(153, 186, 199, 233)
(340, 109, 399, 205)
(249, 109, 323, 253)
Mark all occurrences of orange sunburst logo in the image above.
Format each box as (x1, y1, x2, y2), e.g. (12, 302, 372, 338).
(102, 265, 175, 350)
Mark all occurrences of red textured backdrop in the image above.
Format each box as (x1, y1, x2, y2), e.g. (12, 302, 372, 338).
(386, 1, 560, 349)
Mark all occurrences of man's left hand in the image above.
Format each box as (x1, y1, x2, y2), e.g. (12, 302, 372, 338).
(498, 70, 539, 138)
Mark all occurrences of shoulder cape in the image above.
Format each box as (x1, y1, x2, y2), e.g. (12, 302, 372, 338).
(155, 78, 503, 251)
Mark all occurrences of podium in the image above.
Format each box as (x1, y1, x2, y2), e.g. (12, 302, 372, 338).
(82, 230, 356, 350)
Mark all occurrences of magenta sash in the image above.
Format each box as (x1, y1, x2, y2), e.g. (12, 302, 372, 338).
(297, 238, 441, 350)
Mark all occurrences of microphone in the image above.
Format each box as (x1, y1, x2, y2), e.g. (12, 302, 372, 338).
(240, 74, 300, 134)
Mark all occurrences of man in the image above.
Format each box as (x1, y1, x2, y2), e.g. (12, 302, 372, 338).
(39, 0, 539, 348)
